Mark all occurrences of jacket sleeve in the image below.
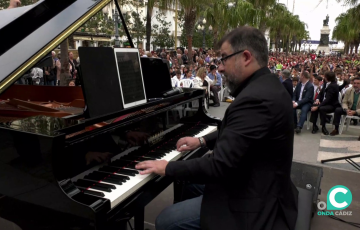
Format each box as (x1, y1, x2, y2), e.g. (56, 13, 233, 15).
(203, 131, 218, 150)
(342, 89, 350, 110)
(165, 96, 272, 184)
(319, 85, 339, 107)
(297, 85, 314, 107)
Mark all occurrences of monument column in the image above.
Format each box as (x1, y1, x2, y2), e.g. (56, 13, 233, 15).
(316, 15, 331, 55)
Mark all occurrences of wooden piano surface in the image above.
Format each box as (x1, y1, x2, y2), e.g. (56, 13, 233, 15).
(0, 85, 85, 122)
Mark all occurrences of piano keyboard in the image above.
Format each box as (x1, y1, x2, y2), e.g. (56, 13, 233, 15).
(72, 123, 217, 208)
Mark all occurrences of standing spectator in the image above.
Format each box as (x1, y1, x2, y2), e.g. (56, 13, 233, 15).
(331, 77, 360, 135)
(43, 57, 56, 86)
(182, 49, 189, 65)
(52, 51, 61, 86)
(310, 72, 341, 135)
(68, 52, 78, 79)
(282, 69, 293, 98)
(208, 65, 222, 107)
(293, 71, 314, 134)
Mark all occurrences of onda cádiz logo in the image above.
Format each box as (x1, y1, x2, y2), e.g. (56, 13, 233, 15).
(317, 185, 353, 216)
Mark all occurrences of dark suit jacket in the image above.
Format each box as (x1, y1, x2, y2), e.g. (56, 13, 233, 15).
(282, 78, 293, 99)
(317, 81, 340, 108)
(166, 67, 298, 230)
(293, 81, 314, 107)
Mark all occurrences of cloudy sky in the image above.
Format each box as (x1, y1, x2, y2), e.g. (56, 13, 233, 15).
(278, 0, 351, 48)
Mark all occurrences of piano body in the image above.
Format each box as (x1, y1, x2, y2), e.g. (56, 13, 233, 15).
(0, 1, 220, 230)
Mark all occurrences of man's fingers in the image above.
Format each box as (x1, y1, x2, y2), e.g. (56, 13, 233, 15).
(176, 138, 188, 149)
(178, 145, 192, 152)
(139, 169, 153, 175)
(135, 161, 153, 170)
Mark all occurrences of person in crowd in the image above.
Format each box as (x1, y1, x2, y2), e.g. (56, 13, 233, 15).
(172, 70, 182, 87)
(207, 65, 222, 107)
(7, 0, 20, 8)
(330, 77, 360, 135)
(182, 49, 189, 65)
(292, 77, 299, 92)
(282, 69, 293, 98)
(313, 76, 323, 100)
(293, 71, 314, 134)
(193, 67, 210, 100)
(52, 51, 61, 86)
(68, 80, 76, 86)
(68, 52, 78, 79)
(136, 26, 298, 230)
(310, 72, 341, 135)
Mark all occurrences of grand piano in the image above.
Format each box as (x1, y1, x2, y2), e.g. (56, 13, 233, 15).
(0, 1, 220, 229)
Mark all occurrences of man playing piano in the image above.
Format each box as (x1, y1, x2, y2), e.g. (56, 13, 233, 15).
(136, 27, 298, 230)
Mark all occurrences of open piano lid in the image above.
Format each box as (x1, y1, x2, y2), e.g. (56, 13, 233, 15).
(0, 0, 132, 94)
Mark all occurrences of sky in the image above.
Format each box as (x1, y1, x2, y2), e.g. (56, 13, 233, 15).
(278, 0, 351, 48)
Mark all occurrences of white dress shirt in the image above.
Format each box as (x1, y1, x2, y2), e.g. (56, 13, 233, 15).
(299, 80, 309, 101)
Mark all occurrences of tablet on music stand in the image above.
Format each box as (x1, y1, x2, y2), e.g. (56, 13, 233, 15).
(114, 48, 147, 108)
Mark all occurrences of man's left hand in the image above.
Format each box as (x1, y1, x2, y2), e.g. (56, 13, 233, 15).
(293, 103, 298, 108)
(135, 160, 168, 176)
(347, 110, 356, 116)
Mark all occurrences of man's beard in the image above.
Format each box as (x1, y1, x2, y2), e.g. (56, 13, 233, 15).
(224, 72, 241, 94)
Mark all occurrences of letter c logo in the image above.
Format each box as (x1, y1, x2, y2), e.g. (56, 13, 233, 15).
(329, 188, 348, 208)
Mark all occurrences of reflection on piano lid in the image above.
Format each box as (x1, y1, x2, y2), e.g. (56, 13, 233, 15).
(0, 0, 221, 230)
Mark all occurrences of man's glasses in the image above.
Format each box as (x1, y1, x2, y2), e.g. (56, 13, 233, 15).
(218, 50, 245, 66)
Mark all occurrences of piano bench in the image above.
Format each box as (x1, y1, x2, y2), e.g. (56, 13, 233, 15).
(294, 187, 313, 230)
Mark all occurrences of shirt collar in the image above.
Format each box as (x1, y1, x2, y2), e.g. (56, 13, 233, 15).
(231, 67, 271, 97)
(302, 80, 309, 86)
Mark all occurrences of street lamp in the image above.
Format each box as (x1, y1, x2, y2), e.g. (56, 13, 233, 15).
(279, 39, 282, 52)
(197, 18, 212, 50)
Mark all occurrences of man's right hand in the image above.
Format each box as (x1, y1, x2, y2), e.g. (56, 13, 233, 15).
(176, 137, 202, 152)
(8, 0, 21, 9)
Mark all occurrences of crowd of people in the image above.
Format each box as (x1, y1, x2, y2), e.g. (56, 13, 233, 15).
(271, 51, 360, 138)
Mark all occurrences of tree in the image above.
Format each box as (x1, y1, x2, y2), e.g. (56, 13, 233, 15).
(152, 11, 175, 48)
(129, 10, 146, 47)
(80, 10, 114, 36)
(332, 5, 360, 54)
(145, 0, 156, 51)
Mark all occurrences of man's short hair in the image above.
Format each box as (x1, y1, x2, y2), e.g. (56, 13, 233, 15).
(292, 77, 299, 82)
(282, 70, 291, 79)
(353, 77, 360, 82)
(325, 71, 336, 82)
(217, 26, 268, 67)
(301, 71, 310, 79)
(175, 70, 181, 75)
(314, 76, 323, 82)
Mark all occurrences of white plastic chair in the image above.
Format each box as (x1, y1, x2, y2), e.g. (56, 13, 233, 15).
(339, 115, 360, 134)
(171, 78, 179, 87)
(179, 79, 193, 88)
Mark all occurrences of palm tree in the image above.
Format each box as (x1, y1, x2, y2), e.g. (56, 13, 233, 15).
(332, 6, 360, 54)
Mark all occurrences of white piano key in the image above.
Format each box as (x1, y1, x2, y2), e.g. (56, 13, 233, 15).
(74, 124, 217, 209)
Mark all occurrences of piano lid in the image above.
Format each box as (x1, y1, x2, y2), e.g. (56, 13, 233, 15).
(0, 0, 132, 94)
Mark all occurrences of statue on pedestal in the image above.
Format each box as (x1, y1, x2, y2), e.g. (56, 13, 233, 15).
(323, 15, 329, 26)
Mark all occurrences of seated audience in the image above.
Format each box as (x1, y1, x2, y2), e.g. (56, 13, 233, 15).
(293, 71, 314, 134)
(281, 69, 293, 98)
(207, 65, 222, 107)
(292, 77, 299, 92)
(310, 72, 341, 135)
(331, 77, 360, 135)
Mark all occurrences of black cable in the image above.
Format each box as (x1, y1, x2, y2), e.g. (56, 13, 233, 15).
(328, 215, 360, 228)
(128, 220, 134, 230)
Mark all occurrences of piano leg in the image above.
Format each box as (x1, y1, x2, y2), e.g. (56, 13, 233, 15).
(134, 207, 145, 230)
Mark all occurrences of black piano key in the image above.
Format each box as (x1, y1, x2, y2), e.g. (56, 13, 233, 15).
(81, 189, 105, 198)
(121, 155, 156, 161)
(111, 161, 137, 169)
(88, 171, 129, 181)
(99, 166, 139, 176)
(76, 179, 116, 190)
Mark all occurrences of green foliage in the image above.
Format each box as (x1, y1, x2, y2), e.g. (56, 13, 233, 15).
(151, 11, 174, 48)
(129, 10, 146, 47)
(80, 10, 114, 35)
